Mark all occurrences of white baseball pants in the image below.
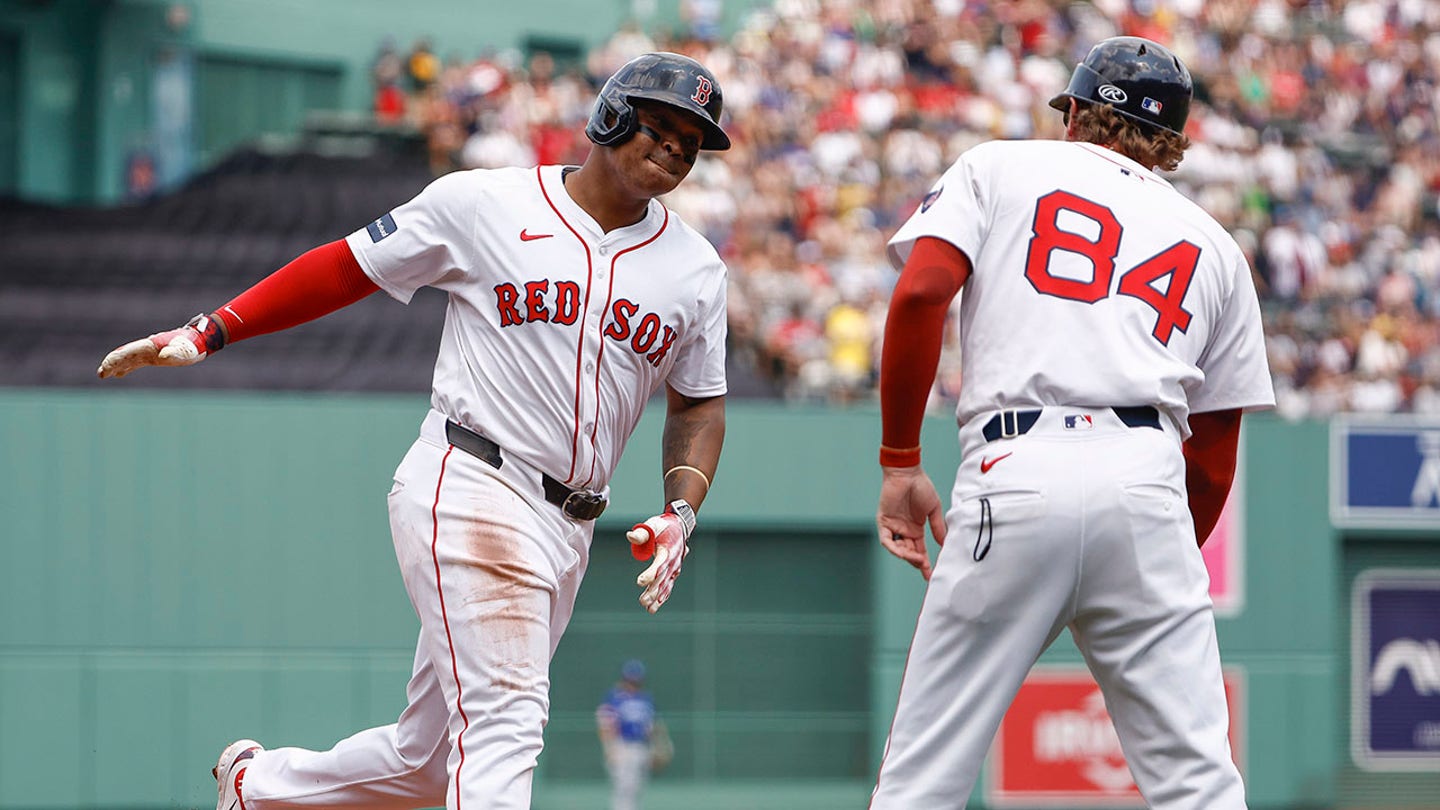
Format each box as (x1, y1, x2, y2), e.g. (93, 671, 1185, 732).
(871, 406, 1246, 809)
(238, 409, 594, 810)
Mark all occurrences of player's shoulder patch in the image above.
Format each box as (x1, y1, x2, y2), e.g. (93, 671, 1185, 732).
(366, 212, 398, 243)
(920, 185, 943, 212)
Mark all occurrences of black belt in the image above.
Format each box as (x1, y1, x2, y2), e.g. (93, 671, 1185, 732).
(981, 406, 1161, 442)
(444, 420, 608, 521)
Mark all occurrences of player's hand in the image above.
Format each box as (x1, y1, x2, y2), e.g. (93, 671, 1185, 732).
(628, 501, 694, 614)
(97, 313, 226, 379)
(876, 465, 947, 580)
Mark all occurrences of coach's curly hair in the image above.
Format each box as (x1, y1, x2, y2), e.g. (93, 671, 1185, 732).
(1069, 102, 1190, 172)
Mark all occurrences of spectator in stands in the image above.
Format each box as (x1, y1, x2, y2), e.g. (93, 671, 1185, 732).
(405, 38, 441, 99)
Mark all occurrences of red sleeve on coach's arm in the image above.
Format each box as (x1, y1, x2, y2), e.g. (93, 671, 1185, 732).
(211, 240, 380, 344)
(1183, 408, 1241, 547)
(879, 237, 971, 467)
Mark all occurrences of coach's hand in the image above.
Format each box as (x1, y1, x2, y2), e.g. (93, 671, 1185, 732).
(97, 313, 227, 379)
(628, 500, 694, 614)
(877, 465, 947, 580)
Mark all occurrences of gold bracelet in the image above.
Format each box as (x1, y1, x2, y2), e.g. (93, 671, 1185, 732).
(664, 465, 712, 492)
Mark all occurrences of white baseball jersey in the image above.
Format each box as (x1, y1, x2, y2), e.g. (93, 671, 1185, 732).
(888, 139, 1275, 432)
(345, 164, 729, 490)
(873, 139, 1273, 808)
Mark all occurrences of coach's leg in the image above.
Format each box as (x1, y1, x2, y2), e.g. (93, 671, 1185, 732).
(870, 477, 1076, 809)
(1072, 444, 1246, 809)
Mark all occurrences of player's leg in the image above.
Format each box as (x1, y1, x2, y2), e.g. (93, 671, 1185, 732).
(237, 641, 451, 808)
(231, 437, 462, 809)
(870, 450, 1079, 808)
(404, 444, 589, 810)
(608, 741, 647, 810)
(1071, 430, 1246, 809)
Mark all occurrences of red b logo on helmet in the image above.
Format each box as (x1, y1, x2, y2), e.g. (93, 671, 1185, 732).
(691, 75, 712, 106)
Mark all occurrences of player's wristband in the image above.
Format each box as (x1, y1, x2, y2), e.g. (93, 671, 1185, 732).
(879, 444, 922, 468)
(665, 499, 696, 538)
(187, 312, 228, 354)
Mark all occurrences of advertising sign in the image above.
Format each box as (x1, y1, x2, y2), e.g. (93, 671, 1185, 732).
(1352, 570, 1440, 770)
(988, 668, 1244, 805)
(1332, 418, 1440, 529)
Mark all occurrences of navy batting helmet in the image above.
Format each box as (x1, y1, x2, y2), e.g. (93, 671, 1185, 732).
(1048, 37, 1192, 136)
(586, 52, 730, 151)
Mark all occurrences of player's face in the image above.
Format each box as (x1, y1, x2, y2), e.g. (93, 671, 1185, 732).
(614, 101, 705, 196)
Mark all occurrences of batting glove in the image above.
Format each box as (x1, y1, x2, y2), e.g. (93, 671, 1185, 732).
(97, 313, 227, 379)
(628, 499, 695, 614)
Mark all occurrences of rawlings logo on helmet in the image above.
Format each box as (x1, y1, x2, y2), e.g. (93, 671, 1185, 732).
(1097, 84, 1128, 103)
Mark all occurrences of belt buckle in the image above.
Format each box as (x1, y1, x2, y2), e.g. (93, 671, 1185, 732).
(561, 490, 607, 521)
(999, 409, 1023, 439)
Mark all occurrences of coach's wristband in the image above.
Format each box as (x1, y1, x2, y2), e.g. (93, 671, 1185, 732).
(879, 444, 922, 468)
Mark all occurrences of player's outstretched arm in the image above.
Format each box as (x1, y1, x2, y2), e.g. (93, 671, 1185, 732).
(629, 388, 724, 614)
(97, 240, 378, 379)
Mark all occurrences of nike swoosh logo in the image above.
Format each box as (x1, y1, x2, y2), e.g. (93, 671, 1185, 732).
(519, 229, 553, 241)
(980, 452, 1013, 474)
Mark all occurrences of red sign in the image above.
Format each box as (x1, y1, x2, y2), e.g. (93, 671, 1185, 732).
(987, 668, 1244, 806)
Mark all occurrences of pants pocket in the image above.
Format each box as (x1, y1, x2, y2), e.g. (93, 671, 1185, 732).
(1120, 482, 1207, 601)
(942, 490, 1046, 621)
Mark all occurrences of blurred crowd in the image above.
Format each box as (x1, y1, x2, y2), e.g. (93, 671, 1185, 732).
(369, 0, 1440, 417)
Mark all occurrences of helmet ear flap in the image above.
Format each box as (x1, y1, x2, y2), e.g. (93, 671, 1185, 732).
(586, 90, 638, 147)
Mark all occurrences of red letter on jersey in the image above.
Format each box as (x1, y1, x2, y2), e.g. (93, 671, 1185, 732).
(605, 299, 639, 341)
(647, 325, 678, 366)
(524, 280, 551, 323)
(553, 281, 580, 325)
(1025, 190, 1122, 303)
(632, 312, 662, 354)
(494, 283, 522, 327)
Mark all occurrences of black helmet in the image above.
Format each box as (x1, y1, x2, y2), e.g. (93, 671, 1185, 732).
(1048, 36, 1192, 135)
(586, 52, 730, 151)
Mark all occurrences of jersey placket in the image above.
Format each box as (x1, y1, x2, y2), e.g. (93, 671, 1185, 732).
(568, 237, 614, 488)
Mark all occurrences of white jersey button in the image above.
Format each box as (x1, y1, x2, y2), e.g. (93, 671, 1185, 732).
(599, 245, 610, 256)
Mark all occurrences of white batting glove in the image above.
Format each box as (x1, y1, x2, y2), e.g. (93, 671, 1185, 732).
(628, 500, 695, 614)
(97, 313, 227, 379)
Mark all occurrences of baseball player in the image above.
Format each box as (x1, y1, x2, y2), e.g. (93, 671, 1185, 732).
(595, 659, 662, 810)
(97, 52, 730, 810)
(871, 38, 1274, 808)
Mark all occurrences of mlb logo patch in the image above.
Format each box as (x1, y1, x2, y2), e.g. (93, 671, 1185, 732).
(367, 212, 398, 243)
(1141, 97, 1163, 115)
(921, 185, 943, 212)
(1064, 414, 1094, 430)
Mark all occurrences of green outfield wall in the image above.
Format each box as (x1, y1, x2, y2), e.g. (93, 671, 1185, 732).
(1, 389, 1436, 809)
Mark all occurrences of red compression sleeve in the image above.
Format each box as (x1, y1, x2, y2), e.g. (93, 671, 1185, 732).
(879, 237, 972, 467)
(1184, 409, 1241, 547)
(211, 240, 380, 343)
